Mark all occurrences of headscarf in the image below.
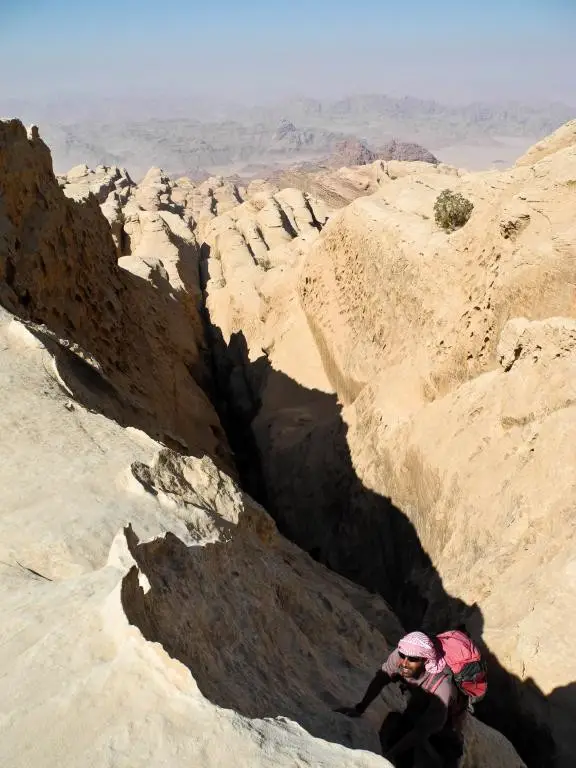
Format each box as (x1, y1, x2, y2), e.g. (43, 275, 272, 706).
(397, 631, 446, 674)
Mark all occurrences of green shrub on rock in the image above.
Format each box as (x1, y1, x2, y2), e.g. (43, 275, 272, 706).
(434, 189, 474, 232)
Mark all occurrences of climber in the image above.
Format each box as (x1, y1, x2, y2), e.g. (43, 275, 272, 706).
(335, 631, 466, 768)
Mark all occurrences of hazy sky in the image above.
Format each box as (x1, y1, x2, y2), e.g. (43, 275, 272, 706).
(1, 0, 575, 110)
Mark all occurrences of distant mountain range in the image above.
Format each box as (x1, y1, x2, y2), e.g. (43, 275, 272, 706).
(242, 95, 574, 139)
(2, 93, 573, 178)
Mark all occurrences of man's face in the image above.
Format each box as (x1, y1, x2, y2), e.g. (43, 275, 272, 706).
(398, 651, 426, 679)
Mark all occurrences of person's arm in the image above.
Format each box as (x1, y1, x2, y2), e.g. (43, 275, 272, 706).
(356, 668, 392, 713)
(335, 668, 392, 717)
(385, 694, 448, 759)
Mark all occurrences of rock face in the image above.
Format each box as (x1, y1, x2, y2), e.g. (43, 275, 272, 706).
(271, 161, 385, 209)
(271, 139, 440, 209)
(0, 120, 228, 463)
(327, 139, 378, 168)
(200, 185, 335, 499)
(0, 305, 387, 767)
(268, 118, 340, 156)
(320, 137, 439, 169)
(515, 119, 576, 167)
(378, 139, 438, 164)
(272, 118, 311, 148)
(57, 163, 134, 254)
(0, 308, 522, 767)
(0, 118, 546, 768)
(202, 126, 576, 766)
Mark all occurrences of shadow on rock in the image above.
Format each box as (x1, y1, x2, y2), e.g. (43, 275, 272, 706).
(0, 124, 230, 470)
(121, 522, 391, 755)
(200, 325, 572, 768)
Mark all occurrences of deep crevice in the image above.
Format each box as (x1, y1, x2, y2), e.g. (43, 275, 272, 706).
(197, 246, 563, 767)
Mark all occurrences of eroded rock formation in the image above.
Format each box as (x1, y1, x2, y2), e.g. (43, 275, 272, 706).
(0, 120, 228, 463)
(201, 125, 576, 766)
(378, 139, 438, 164)
(1, 116, 567, 766)
(271, 162, 384, 208)
(0, 306, 521, 767)
(323, 138, 439, 168)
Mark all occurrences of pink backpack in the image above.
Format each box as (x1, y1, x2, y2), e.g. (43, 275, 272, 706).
(433, 629, 488, 702)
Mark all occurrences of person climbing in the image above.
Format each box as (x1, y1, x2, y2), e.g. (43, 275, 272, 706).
(336, 631, 468, 768)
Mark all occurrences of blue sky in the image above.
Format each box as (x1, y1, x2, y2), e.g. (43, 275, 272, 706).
(1, 0, 575, 106)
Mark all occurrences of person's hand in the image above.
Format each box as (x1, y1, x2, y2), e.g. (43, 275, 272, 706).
(333, 704, 364, 718)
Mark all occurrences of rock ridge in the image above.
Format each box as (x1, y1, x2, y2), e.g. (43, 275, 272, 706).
(1, 117, 565, 766)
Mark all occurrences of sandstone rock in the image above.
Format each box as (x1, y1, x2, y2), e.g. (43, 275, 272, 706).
(115, 166, 202, 318)
(0, 119, 227, 463)
(375, 158, 459, 183)
(271, 118, 313, 150)
(275, 187, 327, 237)
(58, 163, 135, 254)
(272, 156, 457, 213)
(132, 166, 179, 210)
(294, 128, 576, 765)
(497, 316, 576, 373)
(515, 119, 576, 166)
(378, 139, 438, 164)
(327, 139, 377, 168)
(59, 163, 134, 203)
(202, 184, 332, 379)
(299, 148, 575, 411)
(204, 123, 576, 765)
(0, 305, 520, 767)
(170, 174, 244, 233)
(246, 178, 280, 198)
(272, 162, 384, 208)
(0, 118, 538, 767)
(0, 305, 168, 581)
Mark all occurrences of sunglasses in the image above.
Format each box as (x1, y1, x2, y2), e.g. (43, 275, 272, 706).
(398, 651, 425, 663)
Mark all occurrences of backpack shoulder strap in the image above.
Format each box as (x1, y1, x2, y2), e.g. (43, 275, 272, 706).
(427, 670, 449, 695)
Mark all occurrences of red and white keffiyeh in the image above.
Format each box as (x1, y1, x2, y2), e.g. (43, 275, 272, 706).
(398, 631, 447, 674)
